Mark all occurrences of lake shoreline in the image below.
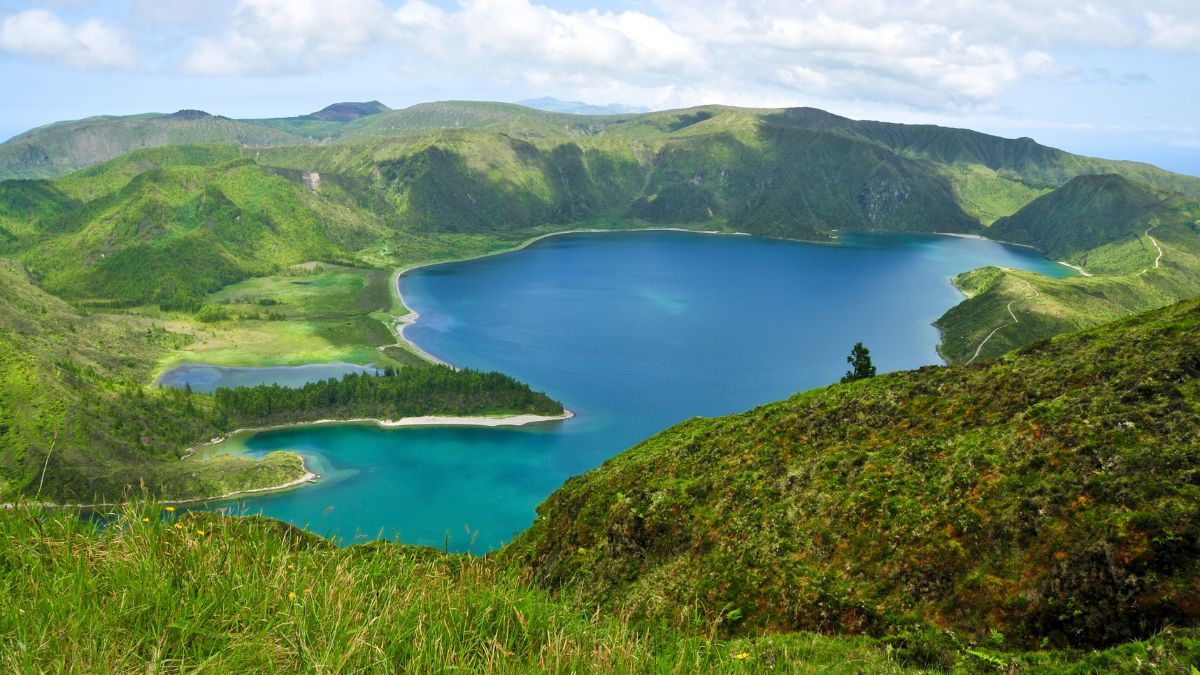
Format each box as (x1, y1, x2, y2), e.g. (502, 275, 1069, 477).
(0, 457, 320, 511)
(394, 227, 1077, 368)
(2, 411, 574, 510)
(391, 226, 762, 366)
(195, 409, 576, 452)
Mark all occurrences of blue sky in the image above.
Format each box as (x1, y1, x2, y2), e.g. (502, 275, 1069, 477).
(1, 0, 1198, 176)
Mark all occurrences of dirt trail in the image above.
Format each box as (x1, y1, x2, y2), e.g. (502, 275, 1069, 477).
(965, 280, 1040, 366)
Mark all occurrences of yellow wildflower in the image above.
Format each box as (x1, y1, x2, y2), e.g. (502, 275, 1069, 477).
(288, 591, 297, 601)
(142, 517, 150, 523)
(174, 524, 183, 530)
(197, 530, 206, 536)
(165, 506, 176, 512)
(734, 652, 749, 660)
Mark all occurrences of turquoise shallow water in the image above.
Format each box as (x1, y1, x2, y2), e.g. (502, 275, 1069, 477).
(206, 231, 1071, 551)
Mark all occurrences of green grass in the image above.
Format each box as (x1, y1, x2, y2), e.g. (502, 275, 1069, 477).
(507, 296, 1200, 652)
(937, 219, 1200, 363)
(940, 163, 1049, 225)
(2, 505, 1196, 672)
(161, 265, 412, 372)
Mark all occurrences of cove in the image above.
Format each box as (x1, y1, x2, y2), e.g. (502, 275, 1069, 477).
(209, 231, 1071, 552)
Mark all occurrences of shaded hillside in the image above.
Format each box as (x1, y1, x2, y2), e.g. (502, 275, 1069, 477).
(507, 297, 1200, 648)
(763, 107, 1200, 199)
(8, 100, 1199, 216)
(0, 180, 79, 248)
(262, 121, 979, 239)
(989, 174, 1179, 259)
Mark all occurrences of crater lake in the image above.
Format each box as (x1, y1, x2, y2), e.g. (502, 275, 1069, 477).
(207, 230, 1072, 551)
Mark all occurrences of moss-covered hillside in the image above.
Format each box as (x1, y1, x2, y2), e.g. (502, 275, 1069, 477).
(507, 296, 1200, 650)
(7, 509, 1195, 672)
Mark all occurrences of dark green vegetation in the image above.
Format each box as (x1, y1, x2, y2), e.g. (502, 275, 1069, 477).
(840, 342, 876, 383)
(507, 297, 1200, 659)
(0, 257, 561, 502)
(15, 157, 386, 309)
(5, 302, 1200, 669)
(212, 368, 562, 428)
(989, 174, 1186, 260)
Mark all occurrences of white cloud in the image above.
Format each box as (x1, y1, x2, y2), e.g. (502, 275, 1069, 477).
(16, 0, 1199, 115)
(1145, 11, 1200, 52)
(0, 9, 135, 69)
(182, 0, 393, 75)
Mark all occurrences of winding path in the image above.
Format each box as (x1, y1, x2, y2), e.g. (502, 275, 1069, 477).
(1135, 226, 1163, 277)
(964, 280, 1040, 366)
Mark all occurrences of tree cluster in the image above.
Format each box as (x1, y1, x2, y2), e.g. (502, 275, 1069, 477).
(212, 367, 562, 426)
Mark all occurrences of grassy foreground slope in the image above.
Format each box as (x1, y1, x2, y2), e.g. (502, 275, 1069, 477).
(11, 510, 1192, 673)
(5, 302, 1200, 670)
(507, 297, 1200, 650)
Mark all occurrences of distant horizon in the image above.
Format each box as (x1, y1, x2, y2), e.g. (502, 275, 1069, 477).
(4, 94, 1197, 178)
(3, 2, 1198, 177)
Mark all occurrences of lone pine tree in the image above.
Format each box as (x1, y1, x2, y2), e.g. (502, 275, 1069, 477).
(841, 342, 876, 383)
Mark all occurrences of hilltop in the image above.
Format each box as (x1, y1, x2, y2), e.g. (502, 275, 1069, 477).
(0, 111, 300, 180)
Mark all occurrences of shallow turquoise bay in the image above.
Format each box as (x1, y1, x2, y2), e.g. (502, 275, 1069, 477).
(208, 231, 1071, 551)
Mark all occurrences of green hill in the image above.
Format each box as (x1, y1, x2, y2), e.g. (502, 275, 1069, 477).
(935, 178, 1200, 363)
(507, 296, 1200, 651)
(0, 258, 303, 500)
(0, 111, 304, 181)
(8, 100, 1200, 211)
(18, 158, 387, 309)
(988, 174, 1181, 259)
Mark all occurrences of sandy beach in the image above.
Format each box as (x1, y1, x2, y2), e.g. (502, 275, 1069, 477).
(933, 231, 1039, 249)
(1056, 261, 1093, 276)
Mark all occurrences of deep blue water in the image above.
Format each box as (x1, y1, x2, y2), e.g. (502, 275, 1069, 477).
(208, 231, 1071, 551)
